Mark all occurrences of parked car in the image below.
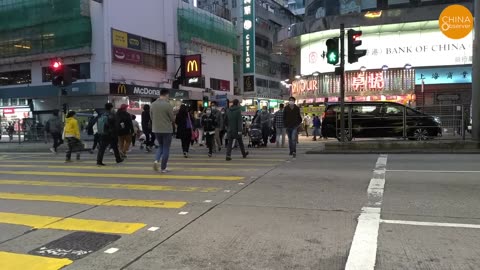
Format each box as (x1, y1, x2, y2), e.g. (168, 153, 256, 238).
(321, 101, 442, 141)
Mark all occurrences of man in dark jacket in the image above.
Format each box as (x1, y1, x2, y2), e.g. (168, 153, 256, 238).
(225, 99, 248, 161)
(283, 96, 302, 158)
(116, 104, 134, 158)
(97, 103, 123, 166)
(142, 104, 155, 152)
(46, 110, 63, 153)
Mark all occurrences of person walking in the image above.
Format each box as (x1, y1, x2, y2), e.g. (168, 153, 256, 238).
(96, 103, 123, 166)
(303, 114, 311, 137)
(255, 106, 272, 147)
(46, 110, 64, 154)
(210, 101, 222, 152)
(195, 108, 204, 146)
(202, 108, 217, 157)
(142, 104, 155, 152)
(225, 99, 249, 161)
(274, 104, 286, 148)
(63, 111, 82, 162)
(284, 97, 302, 158)
(151, 89, 174, 173)
(131, 114, 141, 147)
(312, 114, 321, 141)
(87, 111, 100, 153)
(116, 104, 134, 158)
(175, 104, 193, 158)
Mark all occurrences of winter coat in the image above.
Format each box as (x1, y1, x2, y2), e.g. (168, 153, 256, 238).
(283, 105, 302, 129)
(201, 114, 217, 133)
(141, 110, 152, 131)
(312, 116, 321, 128)
(46, 116, 63, 133)
(150, 99, 174, 133)
(116, 110, 134, 136)
(64, 117, 80, 139)
(256, 110, 271, 128)
(225, 105, 243, 138)
(175, 112, 193, 140)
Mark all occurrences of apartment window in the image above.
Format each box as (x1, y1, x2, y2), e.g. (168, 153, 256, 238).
(256, 78, 268, 88)
(232, 0, 237, 8)
(269, 80, 280, 89)
(141, 38, 167, 70)
(42, 63, 91, 82)
(0, 70, 31, 86)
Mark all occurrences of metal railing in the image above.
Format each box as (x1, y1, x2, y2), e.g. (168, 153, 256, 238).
(330, 104, 471, 141)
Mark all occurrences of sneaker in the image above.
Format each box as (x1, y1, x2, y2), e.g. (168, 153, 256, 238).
(208, 153, 212, 158)
(218, 147, 222, 152)
(116, 159, 124, 164)
(289, 152, 293, 156)
(153, 161, 159, 172)
(183, 152, 188, 158)
(65, 159, 72, 163)
(109, 149, 114, 154)
(49, 148, 56, 154)
(161, 169, 170, 173)
(226, 156, 232, 161)
(292, 152, 296, 158)
(97, 163, 106, 166)
(89, 149, 94, 154)
(242, 151, 249, 158)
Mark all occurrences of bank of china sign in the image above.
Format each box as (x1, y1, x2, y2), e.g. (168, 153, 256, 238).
(301, 30, 473, 75)
(243, 0, 255, 74)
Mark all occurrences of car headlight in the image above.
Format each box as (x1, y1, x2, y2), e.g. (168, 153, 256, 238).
(433, 117, 441, 124)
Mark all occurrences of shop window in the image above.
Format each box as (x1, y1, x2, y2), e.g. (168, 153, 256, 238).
(0, 70, 32, 86)
(42, 63, 90, 82)
(210, 78, 230, 91)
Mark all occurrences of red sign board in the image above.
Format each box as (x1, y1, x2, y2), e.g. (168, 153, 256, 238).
(182, 54, 202, 78)
(112, 46, 143, 65)
(3, 108, 15, 114)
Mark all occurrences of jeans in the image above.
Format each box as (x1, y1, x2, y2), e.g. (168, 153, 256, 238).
(97, 135, 122, 164)
(275, 127, 286, 147)
(213, 128, 221, 150)
(286, 127, 298, 154)
(155, 133, 173, 170)
(205, 133, 214, 154)
(198, 128, 204, 144)
(51, 132, 63, 151)
(226, 134, 247, 158)
(313, 127, 320, 138)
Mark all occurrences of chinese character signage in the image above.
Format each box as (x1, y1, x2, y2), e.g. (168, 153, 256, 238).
(348, 71, 385, 92)
(182, 54, 202, 78)
(243, 0, 255, 74)
(415, 66, 472, 85)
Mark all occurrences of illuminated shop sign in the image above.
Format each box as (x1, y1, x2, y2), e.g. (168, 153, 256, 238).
(301, 30, 473, 74)
(243, 0, 255, 74)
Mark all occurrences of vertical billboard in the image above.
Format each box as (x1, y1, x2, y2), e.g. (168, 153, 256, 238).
(243, 0, 255, 74)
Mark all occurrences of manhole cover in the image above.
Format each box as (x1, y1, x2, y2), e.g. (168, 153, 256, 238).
(29, 232, 121, 260)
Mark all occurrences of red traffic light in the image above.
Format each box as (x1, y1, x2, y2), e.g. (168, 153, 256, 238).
(352, 34, 361, 41)
(52, 62, 61, 69)
(50, 59, 63, 70)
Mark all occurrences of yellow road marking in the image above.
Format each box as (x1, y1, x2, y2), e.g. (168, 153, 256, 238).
(0, 192, 186, 209)
(0, 212, 145, 234)
(0, 251, 73, 270)
(0, 160, 275, 166)
(0, 164, 254, 172)
(0, 170, 244, 181)
(0, 180, 219, 192)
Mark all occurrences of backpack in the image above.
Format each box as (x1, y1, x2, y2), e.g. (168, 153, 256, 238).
(97, 113, 109, 135)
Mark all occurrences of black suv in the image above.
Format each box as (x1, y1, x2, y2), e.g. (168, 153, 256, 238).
(321, 101, 442, 141)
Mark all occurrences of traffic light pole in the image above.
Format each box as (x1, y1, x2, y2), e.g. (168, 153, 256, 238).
(472, 0, 480, 141)
(339, 24, 346, 143)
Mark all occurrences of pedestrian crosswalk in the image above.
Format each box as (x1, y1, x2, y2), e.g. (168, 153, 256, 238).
(0, 143, 309, 270)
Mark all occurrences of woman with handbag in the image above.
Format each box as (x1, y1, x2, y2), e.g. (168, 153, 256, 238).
(64, 111, 83, 162)
(175, 105, 193, 158)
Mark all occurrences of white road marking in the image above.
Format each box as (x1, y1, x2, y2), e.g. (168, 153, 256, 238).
(381, 219, 480, 229)
(147, 227, 160, 232)
(387, 170, 480, 173)
(224, 190, 231, 193)
(203, 200, 213, 203)
(178, 211, 189, 215)
(345, 154, 388, 270)
(238, 182, 245, 185)
(104, 248, 119, 254)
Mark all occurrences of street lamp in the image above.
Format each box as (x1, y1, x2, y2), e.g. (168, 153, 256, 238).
(404, 63, 412, 69)
(295, 75, 301, 79)
(284, 79, 290, 82)
(360, 66, 367, 72)
(312, 72, 320, 76)
(382, 65, 389, 71)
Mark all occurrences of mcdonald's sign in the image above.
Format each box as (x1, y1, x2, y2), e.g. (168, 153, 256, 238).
(182, 54, 202, 78)
(117, 84, 127, 95)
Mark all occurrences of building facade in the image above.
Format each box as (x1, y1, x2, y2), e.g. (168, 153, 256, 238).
(0, 0, 235, 127)
(277, 0, 473, 111)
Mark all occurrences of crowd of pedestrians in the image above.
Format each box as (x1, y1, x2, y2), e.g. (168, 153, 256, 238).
(46, 92, 316, 172)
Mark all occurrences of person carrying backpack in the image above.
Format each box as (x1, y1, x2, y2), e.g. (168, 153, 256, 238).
(96, 103, 123, 166)
(116, 104, 134, 158)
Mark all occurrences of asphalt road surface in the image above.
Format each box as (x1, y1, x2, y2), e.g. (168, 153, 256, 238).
(0, 139, 479, 270)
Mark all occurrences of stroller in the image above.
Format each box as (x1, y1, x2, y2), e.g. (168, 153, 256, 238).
(247, 123, 263, 148)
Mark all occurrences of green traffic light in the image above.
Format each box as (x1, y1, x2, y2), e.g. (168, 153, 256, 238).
(327, 51, 338, 65)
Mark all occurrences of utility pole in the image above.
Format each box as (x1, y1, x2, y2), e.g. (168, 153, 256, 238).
(472, 0, 480, 140)
(339, 24, 346, 142)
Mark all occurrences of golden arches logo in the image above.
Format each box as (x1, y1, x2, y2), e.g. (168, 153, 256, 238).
(117, 84, 127, 94)
(186, 60, 199, 73)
